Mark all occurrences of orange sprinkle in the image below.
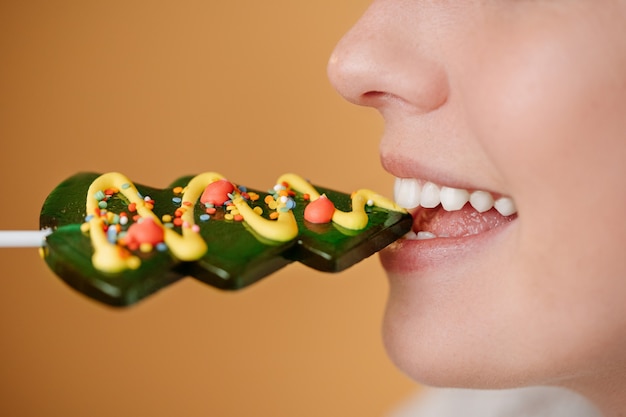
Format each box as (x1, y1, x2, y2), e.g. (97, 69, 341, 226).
(128, 202, 137, 212)
(264, 195, 274, 205)
(303, 194, 310, 201)
(173, 186, 184, 194)
(206, 207, 216, 215)
(234, 214, 244, 222)
(174, 208, 184, 218)
(144, 203, 154, 210)
(269, 212, 279, 220)
(279, 190, 289, 197)
(173, 218, 183, 227)
(132, 215, 140, 222)
(249, 192, 259, 201)
(183, 201, 192, 207)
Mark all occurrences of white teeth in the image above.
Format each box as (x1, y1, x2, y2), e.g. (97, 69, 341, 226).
(440, 187, 470, 211)
(393, 177, 517, 216)
(416, 231, 437, 240)
(469, 190, 494, 213)
(420, 182, 441, 208)
(494, 197, 517, 216)
(394, 178, 421, 209)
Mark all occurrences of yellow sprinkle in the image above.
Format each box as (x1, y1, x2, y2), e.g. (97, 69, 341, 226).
(127, 257, 141, 270)
(253, 206, 263, 215)
(224, 213, 234, 221)
(162, 214, 173, 223)
(268, 201, 278, 210)
(139, 243, 153, 253)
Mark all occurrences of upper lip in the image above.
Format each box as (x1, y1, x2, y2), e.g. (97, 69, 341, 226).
(380, 148, 508, 197)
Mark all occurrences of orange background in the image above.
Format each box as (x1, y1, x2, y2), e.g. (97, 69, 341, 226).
(0, 1, 417, 416)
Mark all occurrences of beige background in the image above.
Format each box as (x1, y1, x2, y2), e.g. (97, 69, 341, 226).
(0, 1, 418, 416)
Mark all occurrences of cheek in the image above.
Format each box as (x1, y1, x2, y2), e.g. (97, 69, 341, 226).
(465, 21, 626, 267)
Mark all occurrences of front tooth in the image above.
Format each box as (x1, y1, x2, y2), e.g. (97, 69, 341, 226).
(420, 182, 441, 208)
(394, 178, 421, 209)
(469, 190, 494, 213)
(494, 197, 517, 216)
(440, 187, 470, 211)
(416, 231, 437, 240)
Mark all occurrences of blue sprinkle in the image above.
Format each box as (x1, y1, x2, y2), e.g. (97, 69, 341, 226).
(106, 227, 117, 243)
(199, 214, 211, 222)
(172, 197, 182, 204)
(121, 183, 131, 189)
(156, 242, 168, 252)
(239, 186, 248, 193)
(285, 199, 296, 210)
(84, 214, 94, 222)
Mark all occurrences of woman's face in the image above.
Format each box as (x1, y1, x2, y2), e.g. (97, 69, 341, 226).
(328, 0, 626, 394)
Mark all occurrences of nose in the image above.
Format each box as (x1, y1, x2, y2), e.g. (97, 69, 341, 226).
(327, 1, 449, 114)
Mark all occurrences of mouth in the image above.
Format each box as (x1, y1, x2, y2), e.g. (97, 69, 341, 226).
(380, 177, 518, 272)
(393, 177, 517, 240)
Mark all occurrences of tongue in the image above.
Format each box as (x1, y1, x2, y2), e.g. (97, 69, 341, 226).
(414, 205, 515, 238)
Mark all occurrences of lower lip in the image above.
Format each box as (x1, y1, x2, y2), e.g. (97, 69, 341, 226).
(379, 218, 518, 274)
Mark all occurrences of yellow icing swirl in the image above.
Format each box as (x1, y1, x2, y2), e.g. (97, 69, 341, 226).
(83, 172, 404, 274)
(85, 172, 222, 273)
(276, 173, 406, 230)
(231, 195, 298, 242)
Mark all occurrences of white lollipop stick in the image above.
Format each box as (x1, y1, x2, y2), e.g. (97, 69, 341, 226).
(0, 229, 53, 248)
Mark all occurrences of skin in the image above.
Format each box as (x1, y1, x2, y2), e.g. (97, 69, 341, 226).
(327, 1, 626, 415)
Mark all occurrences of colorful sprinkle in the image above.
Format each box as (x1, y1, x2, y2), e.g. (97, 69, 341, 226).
(199, 214, 211, 222)
(94, 190, 106, 201)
